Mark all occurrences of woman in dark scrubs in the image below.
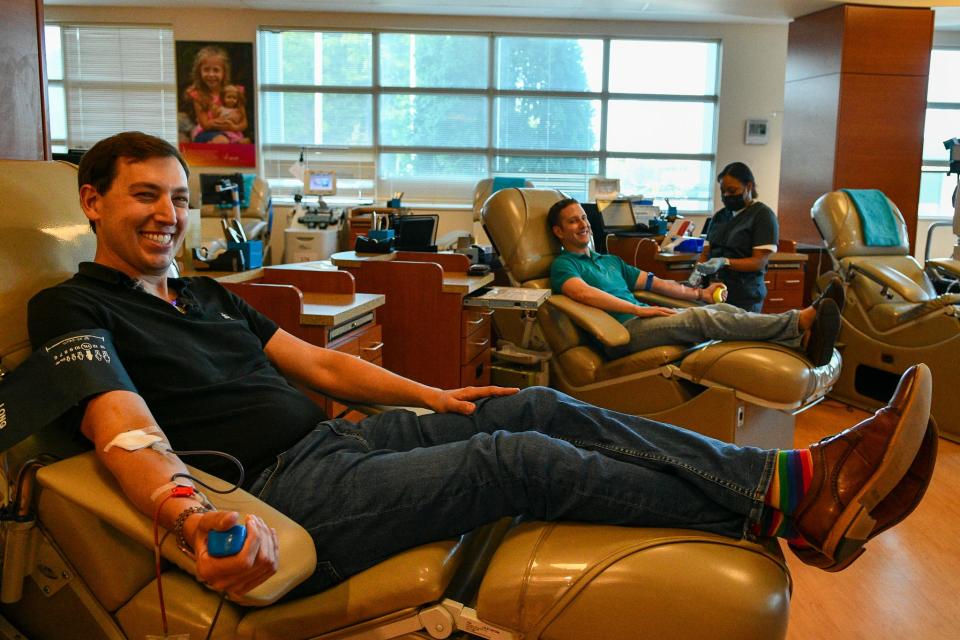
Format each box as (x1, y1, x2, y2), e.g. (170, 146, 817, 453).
(699, 162, 778, 312)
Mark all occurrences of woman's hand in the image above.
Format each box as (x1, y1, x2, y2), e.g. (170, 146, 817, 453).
(190, 511, 279, 597)
(428, 386, 519, 415)
(633, 305, 678, 318)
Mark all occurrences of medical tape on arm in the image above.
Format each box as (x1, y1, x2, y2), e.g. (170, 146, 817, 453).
(104, 430, 213, 506)
(103, 426, 171, 454)
(0, 329, 138, 453)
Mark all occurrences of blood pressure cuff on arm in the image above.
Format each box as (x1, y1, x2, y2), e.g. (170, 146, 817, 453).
(0, 329, 136, 452)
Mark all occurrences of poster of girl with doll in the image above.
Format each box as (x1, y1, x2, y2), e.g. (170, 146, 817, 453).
(176, 41, 255, 167)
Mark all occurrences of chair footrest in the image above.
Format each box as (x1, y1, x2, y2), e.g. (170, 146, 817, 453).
(678, 341, 840, 410)
(476, 522, 790, 639)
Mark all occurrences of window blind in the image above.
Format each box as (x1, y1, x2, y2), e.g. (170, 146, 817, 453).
(60, 24, 178, 149)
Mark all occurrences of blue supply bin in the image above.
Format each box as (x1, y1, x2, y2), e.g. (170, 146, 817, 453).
(227, 240, 263, 269)
(675, 238, 705, 253)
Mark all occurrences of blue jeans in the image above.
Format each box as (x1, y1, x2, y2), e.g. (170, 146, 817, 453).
(611, 303, 801, 358)
(247, 387, 776, 596)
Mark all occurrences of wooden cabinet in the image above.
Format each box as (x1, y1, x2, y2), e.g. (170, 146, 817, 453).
(761, 269, 805, 313)
(606, 236, 689, 282)
(332, 250, 494, 389)
(325, 321, 383, 418)
(219, 266, 386, 419)
(461, 308, 493, 385)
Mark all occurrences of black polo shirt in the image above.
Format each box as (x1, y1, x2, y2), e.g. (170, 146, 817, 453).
(706, 201, 779, 308)
(27, 262, 326, 480)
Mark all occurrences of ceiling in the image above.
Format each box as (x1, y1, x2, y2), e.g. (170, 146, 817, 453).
(45, 0, 960, 28)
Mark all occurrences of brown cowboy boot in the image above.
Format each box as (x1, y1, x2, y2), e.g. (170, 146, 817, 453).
(791, 417, 938, 571)
(791, 364, 932, 567)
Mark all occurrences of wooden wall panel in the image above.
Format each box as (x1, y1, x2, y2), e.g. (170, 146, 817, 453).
(834, 74, 928, 246)
(779, 4, 933, 251)
(784, 4, 844, 83)
(0, 0, 48, 160)
(778, 74, 841, 244)
(842, 5, 935, 76)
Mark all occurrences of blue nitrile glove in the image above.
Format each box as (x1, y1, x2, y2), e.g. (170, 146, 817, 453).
(696, 257, 730, 275)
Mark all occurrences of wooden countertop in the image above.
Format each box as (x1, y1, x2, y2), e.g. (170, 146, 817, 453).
(440, 272, 495, 294)
(330, 251, 493, 294)
(655, 251, 808, 264)
(330, 250, 396, 268)
(300, 292, 385, 326)
(178, 267, 266, 281)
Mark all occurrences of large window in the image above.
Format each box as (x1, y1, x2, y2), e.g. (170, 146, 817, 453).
(258, 29, 719, 209)
(45, 24, 178, 153)
(919, 47, 960, 218)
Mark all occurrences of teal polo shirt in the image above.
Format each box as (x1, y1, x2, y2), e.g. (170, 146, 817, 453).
(550, 250, 645, 324)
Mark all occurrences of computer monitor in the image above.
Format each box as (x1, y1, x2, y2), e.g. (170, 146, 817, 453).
(598, 200, 635, 229)
(52, 148, 87, 165)
(394, 214, 438, 252)
(701, 216, 713, 237)
(303, 170, 337, 196)
(199, 173, 245, 208)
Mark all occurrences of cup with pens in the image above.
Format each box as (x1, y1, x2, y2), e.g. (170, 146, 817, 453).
(387, 191, 404, 209)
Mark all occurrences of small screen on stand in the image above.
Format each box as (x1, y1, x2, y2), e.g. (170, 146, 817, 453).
(200, 173, 245, 207)
(303, 170, 337, 196)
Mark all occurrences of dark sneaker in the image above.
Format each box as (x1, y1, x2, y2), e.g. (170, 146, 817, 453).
(813, 276, 846, 313)
(805, 298, 841, 367)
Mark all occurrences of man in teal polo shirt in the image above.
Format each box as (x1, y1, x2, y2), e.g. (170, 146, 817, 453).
(548, 198, 841, 366)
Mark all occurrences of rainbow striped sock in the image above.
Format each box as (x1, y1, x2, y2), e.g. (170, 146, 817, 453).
(755, 449, 814, 543)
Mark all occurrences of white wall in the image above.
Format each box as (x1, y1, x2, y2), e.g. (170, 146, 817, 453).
(45, 6, 789, 217)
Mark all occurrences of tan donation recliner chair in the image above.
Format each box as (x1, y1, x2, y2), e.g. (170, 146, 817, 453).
(811, 190, 960, 442)
(482, 188, 840, 449)
(923, 182, 960, 284)
(0, 160, 792, 640)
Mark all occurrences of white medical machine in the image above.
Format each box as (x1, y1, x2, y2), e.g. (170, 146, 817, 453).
(283, 169, 341, 264)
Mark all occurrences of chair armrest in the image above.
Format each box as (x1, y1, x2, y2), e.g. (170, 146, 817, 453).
(547, 295, 630, 347)
(926, 258, 960, 280)
(633, 291, 699, 309)
(851, 262, 930, 303)
(35, 451, 315, 607)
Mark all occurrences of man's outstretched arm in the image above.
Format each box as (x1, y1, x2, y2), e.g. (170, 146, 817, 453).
(641, 272, 725, 303)
(264, 329, 517, 415)
(561, 276, 678, 318)
(81, 390, 279, 596)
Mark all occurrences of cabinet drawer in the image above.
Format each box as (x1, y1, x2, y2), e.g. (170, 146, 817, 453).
(762, 290, 803, 311)
(777, 271, 804, 290)
(460, 348, 491, 387)
(461, 308, 493, 338)
(765, 270, 804, 290)
(331, 335, 360, 357)
(358, 324, 383, 363)
(461, 327, 491, 363)
(329, 322, 382, 361)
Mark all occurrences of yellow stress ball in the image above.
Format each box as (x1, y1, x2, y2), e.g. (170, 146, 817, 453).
(713, 285, 728, 303)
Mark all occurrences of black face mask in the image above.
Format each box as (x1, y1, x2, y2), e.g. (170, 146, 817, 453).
(722, 193, 747, 212)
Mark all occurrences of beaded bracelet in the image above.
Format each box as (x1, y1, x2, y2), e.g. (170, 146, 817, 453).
(174, 505, 212, 557)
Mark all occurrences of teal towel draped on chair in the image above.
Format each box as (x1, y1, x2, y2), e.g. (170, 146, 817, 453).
(842, 189, 901, 247)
